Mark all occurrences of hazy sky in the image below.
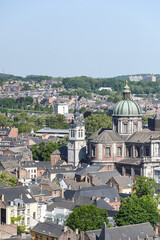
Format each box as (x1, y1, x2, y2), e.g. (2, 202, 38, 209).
(0, 0, 160, 78)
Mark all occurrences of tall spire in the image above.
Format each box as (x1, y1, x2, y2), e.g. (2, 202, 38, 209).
(123, 81, 131, 100)
(74, 95, 80, 120)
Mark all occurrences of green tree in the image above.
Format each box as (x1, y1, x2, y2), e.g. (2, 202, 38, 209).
(0, 114, 8, 127)
(85, 114, 112, 136)
(66, 205, 109, 232)
(142, 115, 152, 125)
(31, 141, 60, 161)
(0, 172, 17, 187)
(114, 195, 160, 227)
(25, 96, 34, 105)
(133, 175, 157, 198)
(114, 176, 160, 227)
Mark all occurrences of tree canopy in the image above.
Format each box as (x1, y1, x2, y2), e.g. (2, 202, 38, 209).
(114, 176, 160, 227)
(66, 205, 109, 232)
(133, 175, 157, 198)
(0, 172, 17, 187)
(85, 114, 112, 137)
(31, 141, 60, 161)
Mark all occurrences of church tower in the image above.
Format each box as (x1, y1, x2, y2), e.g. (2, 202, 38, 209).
(112, 82, 142, 140)
(67, 97, 86, 167)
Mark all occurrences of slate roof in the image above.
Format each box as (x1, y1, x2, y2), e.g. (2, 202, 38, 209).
(64, 185, 120, 203)
(75, 164, 105, 176)
(4, 234, 32, 240)
(127, 129, 160, 143)
(47, 200, 75, 211)
(0, 186, 36, 205)
(31, 222, 65, 238)
(51, 145, 67, 155)
(40, 179, 61, 191)
(63, 178, 91, 190)
(89, 129, 123, 143)
(0, 155, 22, 162)
(107, 176, 133, 189)
(88, 170, 120, 185)
(33, 161, 51, 170)
(21, 161, 37, 168)
(85, 222, 156, 240)
(94, 199, 114, 211)
(74, 196, 94, 207)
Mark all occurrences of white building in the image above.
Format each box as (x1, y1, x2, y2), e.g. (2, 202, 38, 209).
(54, 102, 68, 115)
(68, 97, 86, 167)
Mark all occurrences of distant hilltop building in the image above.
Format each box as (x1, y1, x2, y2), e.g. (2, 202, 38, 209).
(129, 74, 156, 82)
(98, 87, 112, 92)
(143, 75, 156, 82)
(129, 75, 143, 82)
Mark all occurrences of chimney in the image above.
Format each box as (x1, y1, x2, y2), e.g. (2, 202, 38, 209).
(61, 189, 64, 199)
(64, 226, 68, 233)
(18, 193, 22, 199)
(75, 228, 78, 235)
(1, 194, 4, 202)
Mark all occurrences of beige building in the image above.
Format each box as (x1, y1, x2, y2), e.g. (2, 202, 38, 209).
(0, 186, 38, 229)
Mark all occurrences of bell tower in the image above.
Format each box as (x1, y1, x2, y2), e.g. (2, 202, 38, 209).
(67, 97, 86, 167)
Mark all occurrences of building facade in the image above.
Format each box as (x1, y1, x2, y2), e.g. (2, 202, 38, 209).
(68, 97, 86, 167)
(88, 83, 160, 179)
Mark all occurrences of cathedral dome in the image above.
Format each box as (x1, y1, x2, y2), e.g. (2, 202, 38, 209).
(113, 100, 142, 116)
(112, 82, 142, 117)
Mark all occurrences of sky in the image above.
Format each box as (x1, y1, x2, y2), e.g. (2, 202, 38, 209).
(0, 0, 160, 78)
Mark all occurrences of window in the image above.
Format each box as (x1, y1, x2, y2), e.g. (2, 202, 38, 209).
(133, 123, 137, 132)
(80, 129, 83, 138)
(27, 209, 30, 215)
(71, 129, 75, 138)
(123, 123, 128, 134)
(92, 146, 96, 157)
(145, 147, 150, 156)
(78, 129, 80, 138)
(117, 147, 122, 157)
(54, 191, 57, 196)
(33, 212, 36, 219)
(27, 217, 30, 225)
(105, 147, 111, 158)
(34, 169, 36, 173)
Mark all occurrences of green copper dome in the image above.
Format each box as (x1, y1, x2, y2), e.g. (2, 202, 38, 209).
(113, 100, 142, 116)
(113, 82, 142, 117)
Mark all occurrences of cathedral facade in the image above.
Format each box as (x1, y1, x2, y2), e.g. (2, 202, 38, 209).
(87, 83, 160, 179)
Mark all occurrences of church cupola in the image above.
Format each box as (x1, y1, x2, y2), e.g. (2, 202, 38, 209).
(112, 82, 142, 139)
(123, 81, 131, 100)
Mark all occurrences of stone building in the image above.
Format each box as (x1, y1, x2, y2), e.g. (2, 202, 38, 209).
(88, 83, 160, 179)
(68, 97, 86, 167)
